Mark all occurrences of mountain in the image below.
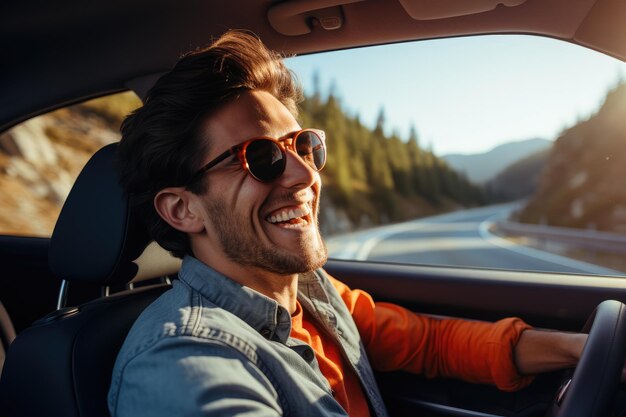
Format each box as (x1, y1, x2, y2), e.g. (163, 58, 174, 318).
(518, 82, 626, 233)
(443, 138, 552, 184)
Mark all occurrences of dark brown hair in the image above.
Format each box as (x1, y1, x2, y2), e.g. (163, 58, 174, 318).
(117, 30, 302, 258)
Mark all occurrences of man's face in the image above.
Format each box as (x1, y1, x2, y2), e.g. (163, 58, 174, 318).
(194, 90, 327, 275)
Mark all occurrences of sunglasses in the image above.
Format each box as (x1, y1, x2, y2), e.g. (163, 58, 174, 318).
(188, 129, 327, 183)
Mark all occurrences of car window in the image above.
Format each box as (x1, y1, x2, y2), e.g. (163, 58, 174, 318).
(287, 35, 626, 277)
(0, 92, 141, 237)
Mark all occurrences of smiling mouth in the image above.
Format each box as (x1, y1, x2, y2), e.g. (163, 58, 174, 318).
(266, 203, 313, 229)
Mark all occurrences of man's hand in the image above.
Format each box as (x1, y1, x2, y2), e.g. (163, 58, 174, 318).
(514, 329, 587, 375)
(516, 329, 626, 382)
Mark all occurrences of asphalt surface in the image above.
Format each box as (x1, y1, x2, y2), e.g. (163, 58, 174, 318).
(325, 203, 622, 275)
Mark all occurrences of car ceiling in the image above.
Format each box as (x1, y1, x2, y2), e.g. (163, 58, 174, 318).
(2, 0, 625, 132)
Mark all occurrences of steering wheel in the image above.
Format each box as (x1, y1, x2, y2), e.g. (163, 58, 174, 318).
(548, 300, 626, 417)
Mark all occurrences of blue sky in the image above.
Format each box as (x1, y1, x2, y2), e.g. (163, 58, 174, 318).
(286, 35, 626, 155)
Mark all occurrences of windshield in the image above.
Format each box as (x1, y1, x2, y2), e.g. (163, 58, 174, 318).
(286, 35, 626, 276)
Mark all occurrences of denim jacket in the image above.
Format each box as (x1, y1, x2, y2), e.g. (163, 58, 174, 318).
(108, 256, 388, 417)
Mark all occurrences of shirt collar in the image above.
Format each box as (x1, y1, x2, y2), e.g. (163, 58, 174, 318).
(178, 256, 293, 343)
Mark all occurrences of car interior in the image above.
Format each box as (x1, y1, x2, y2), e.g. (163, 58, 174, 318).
(3, 1, 626, 416)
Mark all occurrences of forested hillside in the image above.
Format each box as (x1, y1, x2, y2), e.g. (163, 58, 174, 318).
(485, 148, 550, 202)
(300, 91, 484, 234)
(0, 89, 485, 237)
(518, 81, 626, 233)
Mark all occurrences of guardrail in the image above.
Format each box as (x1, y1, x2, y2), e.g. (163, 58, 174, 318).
(492, 221, 626, 254)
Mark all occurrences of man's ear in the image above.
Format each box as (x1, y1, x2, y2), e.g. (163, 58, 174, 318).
(154, 187, 205, 233)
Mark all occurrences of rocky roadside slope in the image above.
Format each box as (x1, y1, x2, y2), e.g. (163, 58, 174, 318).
(518, 82, 626, 233)
(0, 93, 140, 236)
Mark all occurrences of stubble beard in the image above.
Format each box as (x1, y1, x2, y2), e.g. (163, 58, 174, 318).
(204, 197, 328, 275)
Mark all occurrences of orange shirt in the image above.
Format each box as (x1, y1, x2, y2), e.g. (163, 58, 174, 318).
(291, 302, 370, 416)
(290, 274, 534, 416)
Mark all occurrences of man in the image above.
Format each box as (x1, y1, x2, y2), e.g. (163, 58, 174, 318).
(108, 31, 586, 417)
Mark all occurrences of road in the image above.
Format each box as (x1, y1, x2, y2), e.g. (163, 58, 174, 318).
(325, 203, 621, 275)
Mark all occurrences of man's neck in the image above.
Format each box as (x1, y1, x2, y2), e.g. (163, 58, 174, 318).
(195, 253, 299, 314)
(252, 274, 299, 315)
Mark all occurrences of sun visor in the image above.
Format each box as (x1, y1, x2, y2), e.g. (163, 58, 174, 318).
(268, 0, 365, 36)
(398, 0, 527, 20)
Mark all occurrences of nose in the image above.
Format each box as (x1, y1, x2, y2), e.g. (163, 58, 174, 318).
(277, 149, 317, 189)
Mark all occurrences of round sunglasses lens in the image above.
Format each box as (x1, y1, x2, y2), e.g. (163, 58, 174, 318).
(296, 131, 326, 170)
(245, 139, 286, 181)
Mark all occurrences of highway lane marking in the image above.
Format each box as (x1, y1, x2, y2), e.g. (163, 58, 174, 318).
(326, 222, 427, 260)
(326, 202, 521, 261)
(327, 202, 623, 276)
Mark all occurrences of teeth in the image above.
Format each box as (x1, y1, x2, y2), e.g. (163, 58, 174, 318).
(267, 204, 311, 224)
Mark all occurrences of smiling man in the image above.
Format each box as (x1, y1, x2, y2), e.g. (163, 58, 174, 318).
(108, 31, 587, 417)
(162, 89, 328, 313)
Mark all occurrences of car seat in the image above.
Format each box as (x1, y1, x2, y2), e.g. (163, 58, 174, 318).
(0, 143, 181, 417)
(0, 300, 16, 375)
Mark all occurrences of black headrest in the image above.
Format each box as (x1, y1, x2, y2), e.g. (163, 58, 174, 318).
(48, 143, 151, 286)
